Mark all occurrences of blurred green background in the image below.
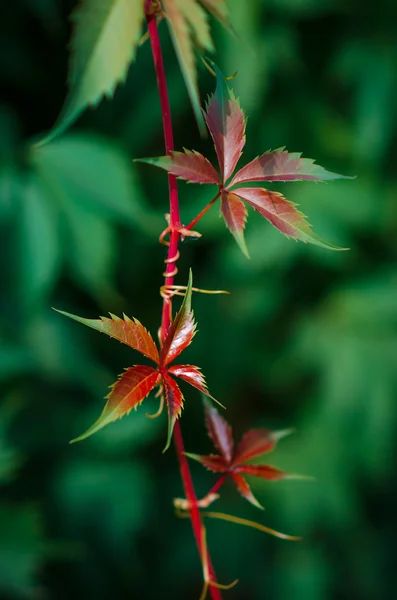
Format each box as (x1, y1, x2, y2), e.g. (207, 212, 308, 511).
(1, 0, 396, 598)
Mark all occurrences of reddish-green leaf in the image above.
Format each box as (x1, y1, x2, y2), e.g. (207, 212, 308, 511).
(55, 310, 160, 363)
(232, 429, 289, 466)
(161, 270, 196, 365)
(71, 365, 159, 442)
(185, 452, 227, 472)
(177, 0, 214, 50)
(164, 0, 211, 132)
(168, 364, 209, 394)
(235, 464, 288, 481)
(136, 150, 219, 184)
(199, 0, 230, 29)
(221, 190, 249, 257)
(204, 65, 246, 183)
(230, 149, 350, 186)
(204, 402, 234, 463)
(231, 473, 263, 510)
(233, 187, 345, 250)
(163, 374, 185, 452)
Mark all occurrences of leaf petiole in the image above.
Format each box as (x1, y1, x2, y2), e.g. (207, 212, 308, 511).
(186, 192, 221, 231)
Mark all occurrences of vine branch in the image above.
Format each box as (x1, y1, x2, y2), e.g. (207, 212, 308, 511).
(145, 6, 221, 598)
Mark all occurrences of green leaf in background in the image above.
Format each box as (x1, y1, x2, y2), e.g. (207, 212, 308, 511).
(30, 133, 160, 302)
(0, 397, 22, 485)
(15, 174, 61, 310)
(54, 459, 153, 554)
(0, 164, 19, 223)
(1, 1, 397, 598)
(64, 201, 117, 302)
(0, 504, 46, 598)
(40, 0, 145, 143)
(31, 134, 153, 229)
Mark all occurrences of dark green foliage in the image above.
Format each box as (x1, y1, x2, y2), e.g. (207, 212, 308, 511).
(0, 0, 396, 599)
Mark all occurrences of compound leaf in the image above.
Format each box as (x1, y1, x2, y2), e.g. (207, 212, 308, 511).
(163, 374, 184, 452)
(230, 149, 351, 186)
(136, 150, 219, 184)
(204, 402, 234, 463)
(231, 473, 263, 509)
(233, 187, 346, 250)
(71, 365, 159, 442)
(42, 0, 145, 143)
(168, 364, 210, 395)
(235, 464, 289, 481)
(185, 453, 227, 472)
(221, 190, 249, 257)
(55, 310, 160, 364)
(162, 270, 196, 365)
(232, 428, 290, 466)
(204, 64, 246, 182)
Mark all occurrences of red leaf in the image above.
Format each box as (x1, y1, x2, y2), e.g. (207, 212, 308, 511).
(168, 364, 209, 395)
(235, 464, 288, 481)
(204, 64, 246, 183)
(233, 187, 344, 250)
(162, 270, 196, 365)
(136, 150, 219, 184)
(221, 191, 249, 257)
(70, 365, 159, 442)
(163, 374, 185, 452)
(230, 149, 350, 186)
(185, 453, 228, 472)
(204, 402, 234, 463)
(232, 429, 283, 466)
(231, 473, 263, 509)
(55, 310, 159, 364)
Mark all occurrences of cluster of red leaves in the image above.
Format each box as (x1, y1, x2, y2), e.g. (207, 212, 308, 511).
(139, 64, 350, 256)
(187, 402, 300, 509)
(56, 272, 212, 450)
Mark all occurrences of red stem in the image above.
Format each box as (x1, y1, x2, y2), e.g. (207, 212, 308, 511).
(146, 8, 221, 599)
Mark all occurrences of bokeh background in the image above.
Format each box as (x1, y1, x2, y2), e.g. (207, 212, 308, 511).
(1, 0, 396, 598)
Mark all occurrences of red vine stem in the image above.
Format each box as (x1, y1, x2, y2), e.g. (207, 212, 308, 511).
(146, 6, 221, 598)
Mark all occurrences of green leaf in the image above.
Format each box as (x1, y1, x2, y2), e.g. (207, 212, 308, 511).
(16, 174, 61, 308)
(54, 459, 152, 554)
(31, 134, 152, 227)
(0, 397, 22, 484)
(0, 504, 46, 597)
(0, 164, 19, 222)
(64, 202, 117, 301)
(39, 0, 145, 143)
